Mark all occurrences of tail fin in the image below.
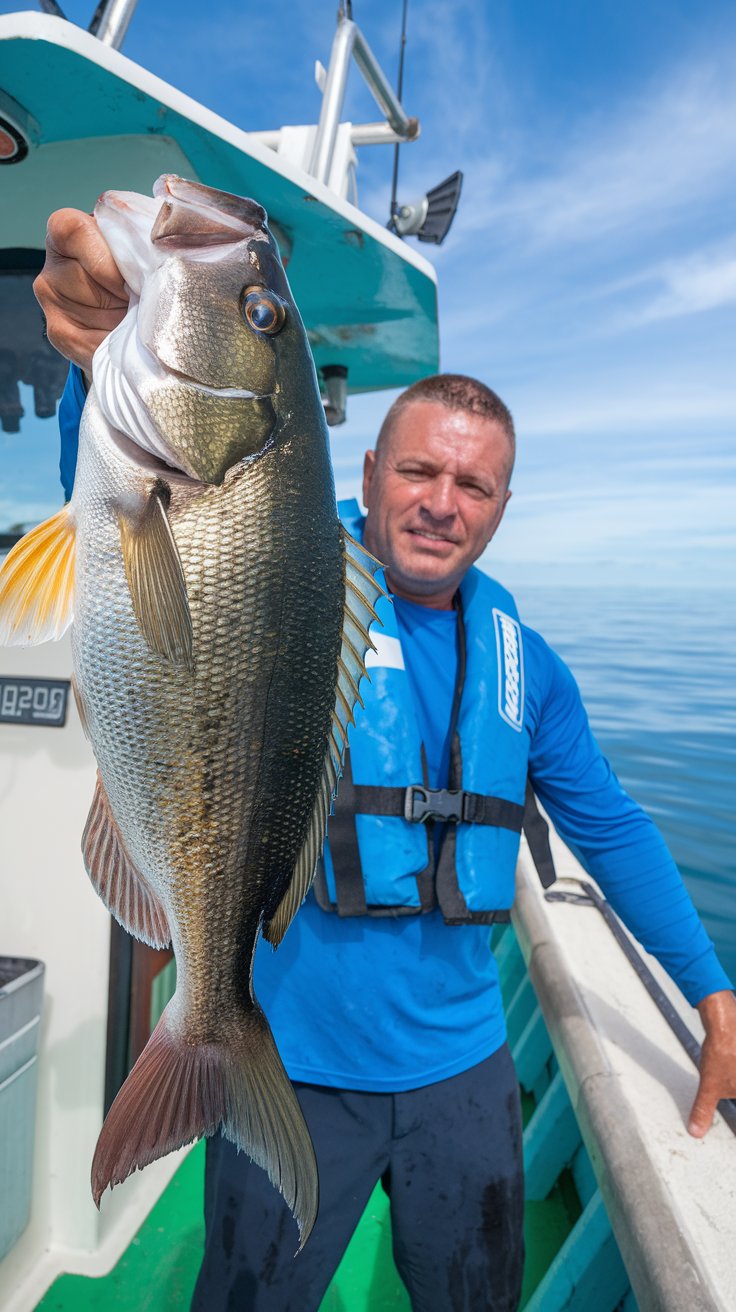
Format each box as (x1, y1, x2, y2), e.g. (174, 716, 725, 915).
(92, 1003, 318, 1245)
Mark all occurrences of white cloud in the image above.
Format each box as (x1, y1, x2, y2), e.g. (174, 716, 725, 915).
(459, 56, 736, 254)
(517, 380, 736, 436)
(622, 242, 736, 323)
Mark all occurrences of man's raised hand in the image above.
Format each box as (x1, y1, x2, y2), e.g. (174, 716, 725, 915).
(34, 209, 128, 376)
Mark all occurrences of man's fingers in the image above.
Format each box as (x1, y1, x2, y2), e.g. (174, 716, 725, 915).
(688, 1078, 717, 1138)
(44, 209, 127, 302)
(32, 208, 129, 370)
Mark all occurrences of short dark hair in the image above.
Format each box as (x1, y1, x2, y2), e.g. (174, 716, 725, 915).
(375, 374, 516, 480)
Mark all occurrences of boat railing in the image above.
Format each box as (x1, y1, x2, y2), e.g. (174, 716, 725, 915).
(508, 835, 736, 1311)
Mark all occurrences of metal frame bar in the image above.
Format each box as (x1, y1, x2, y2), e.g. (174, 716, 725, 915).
(309, 15, 418, 185)
(249, 122, 412, 153)
(92, 0, 139, 49)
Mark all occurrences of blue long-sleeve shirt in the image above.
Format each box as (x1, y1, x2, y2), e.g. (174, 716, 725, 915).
(59, 370, 732, 1092)
(252, 599, 731, 1091)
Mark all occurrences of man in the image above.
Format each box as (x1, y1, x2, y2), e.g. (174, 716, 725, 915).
(36, 211, 736, 1312)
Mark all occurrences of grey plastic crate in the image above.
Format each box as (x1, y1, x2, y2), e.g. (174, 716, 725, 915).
(0, 956, 45, 1261)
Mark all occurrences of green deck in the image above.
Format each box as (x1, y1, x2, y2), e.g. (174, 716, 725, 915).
(36, 1135, 577, 1311)
(36, 928, 635, 1310)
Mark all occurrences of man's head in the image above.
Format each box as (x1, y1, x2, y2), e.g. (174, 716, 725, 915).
(362, 374, 515, 609)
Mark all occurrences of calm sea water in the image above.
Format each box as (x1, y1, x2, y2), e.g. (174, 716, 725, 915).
(511, 582, 736, 984)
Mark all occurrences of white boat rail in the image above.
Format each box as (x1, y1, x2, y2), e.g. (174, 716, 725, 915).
(513, 833, 736, 1311)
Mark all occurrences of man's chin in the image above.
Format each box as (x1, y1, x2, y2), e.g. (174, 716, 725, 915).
(388, 558, 458, 597)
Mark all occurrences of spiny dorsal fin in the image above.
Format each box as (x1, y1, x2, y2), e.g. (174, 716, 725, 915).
(263, 528, 386, 947)
(0, 505, 76, 645)
(118, 484, 193, 670)
(83, 773, 171, 949)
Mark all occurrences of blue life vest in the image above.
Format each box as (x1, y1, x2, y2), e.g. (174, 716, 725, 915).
(314, 500, 549, 925)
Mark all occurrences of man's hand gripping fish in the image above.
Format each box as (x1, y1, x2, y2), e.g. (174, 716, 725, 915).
(0, 175, 384, 1245)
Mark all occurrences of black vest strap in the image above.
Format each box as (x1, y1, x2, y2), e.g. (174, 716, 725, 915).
(314, 748, 434, 916)
(321, 749, 368, 916)
(521, 781, 557, 889)
(349, 781, 525, 830)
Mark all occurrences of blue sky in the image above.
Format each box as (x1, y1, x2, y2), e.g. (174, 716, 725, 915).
(2, 0, 735, 587)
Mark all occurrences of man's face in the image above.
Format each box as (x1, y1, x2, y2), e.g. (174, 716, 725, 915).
(362, 400, 512, 609)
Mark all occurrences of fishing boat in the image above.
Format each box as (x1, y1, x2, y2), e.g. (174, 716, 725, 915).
(1, 5, 734, 1310)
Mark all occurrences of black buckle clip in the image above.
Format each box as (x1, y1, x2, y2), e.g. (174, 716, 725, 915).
(404, 785, 466, 824)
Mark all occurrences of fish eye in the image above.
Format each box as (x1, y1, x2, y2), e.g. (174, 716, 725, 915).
(241, 287, 286, 336)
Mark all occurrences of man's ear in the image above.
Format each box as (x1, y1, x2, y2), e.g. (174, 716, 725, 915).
(484, 488, 512, 551)
(362, 449, 377, 509)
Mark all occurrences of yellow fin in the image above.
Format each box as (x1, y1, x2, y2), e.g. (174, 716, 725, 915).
(118, 485, 193, 670)
(263, 528, 386, 948)
(0, 505, 76, 646)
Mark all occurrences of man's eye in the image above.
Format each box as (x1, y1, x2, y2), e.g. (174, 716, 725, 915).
(241, 288, 286, 335)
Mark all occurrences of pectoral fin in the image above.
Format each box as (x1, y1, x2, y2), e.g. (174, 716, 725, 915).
(263, 529, 386, 947)
(83, 774, 171, 949)
(0, 505, 76, 645)
(118, 484, 193, 670)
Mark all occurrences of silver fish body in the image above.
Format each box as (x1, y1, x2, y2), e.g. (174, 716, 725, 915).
(0, 176, 382, 1243)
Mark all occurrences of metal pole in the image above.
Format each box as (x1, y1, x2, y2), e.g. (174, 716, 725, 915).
(352, 25, 415, 137)
(94, 0, 139, 49)
(309, 17, 356, 185)
(389, 0, 410, 231)
(310, 16, 418, 187)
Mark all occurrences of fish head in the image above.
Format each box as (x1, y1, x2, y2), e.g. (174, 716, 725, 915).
(93, 176, 317, 484)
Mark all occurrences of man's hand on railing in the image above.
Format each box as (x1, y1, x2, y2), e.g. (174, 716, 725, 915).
(689, 990, 736, 1136)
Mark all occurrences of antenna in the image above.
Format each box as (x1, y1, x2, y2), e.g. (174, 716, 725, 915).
(386, 0, 462, 244)
(388, 0, 409, 234)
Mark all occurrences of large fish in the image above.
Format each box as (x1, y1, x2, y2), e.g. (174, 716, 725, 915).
(0, 175, 382, 1244)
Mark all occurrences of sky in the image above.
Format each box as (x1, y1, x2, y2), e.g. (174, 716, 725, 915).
(2, 0, 735, 588)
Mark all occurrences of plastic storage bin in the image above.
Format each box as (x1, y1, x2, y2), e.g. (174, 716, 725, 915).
(0, 957, 45, 1261)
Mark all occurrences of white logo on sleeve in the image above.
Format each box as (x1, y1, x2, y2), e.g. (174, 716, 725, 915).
(493, 609, 524, 731)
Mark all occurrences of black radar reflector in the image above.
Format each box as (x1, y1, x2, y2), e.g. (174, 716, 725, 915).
(417, 171, 463, 244)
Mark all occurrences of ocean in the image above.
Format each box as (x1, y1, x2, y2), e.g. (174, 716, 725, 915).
(511, 581, 736, 984)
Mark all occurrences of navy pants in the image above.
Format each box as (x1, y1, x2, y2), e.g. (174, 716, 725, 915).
(191, 1043, 524, 1312)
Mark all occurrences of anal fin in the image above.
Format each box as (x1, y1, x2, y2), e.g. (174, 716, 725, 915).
(118, 483, 193, 670)
(263, 528, 386, 947)
(83, 774, 171, 949)
(0, 504, 76, 645)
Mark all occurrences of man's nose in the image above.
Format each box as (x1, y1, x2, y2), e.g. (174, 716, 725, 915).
(422, 476, 457, 519)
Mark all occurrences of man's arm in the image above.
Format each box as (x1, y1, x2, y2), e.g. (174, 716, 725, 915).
(525, 627, 736, 1137)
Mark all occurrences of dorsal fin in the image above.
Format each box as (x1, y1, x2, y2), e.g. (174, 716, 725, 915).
(263, 529, 386, 947)
(0, 505, 76, 645)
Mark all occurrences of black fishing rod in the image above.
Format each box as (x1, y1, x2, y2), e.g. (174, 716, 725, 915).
(388, 0, 410, 234)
